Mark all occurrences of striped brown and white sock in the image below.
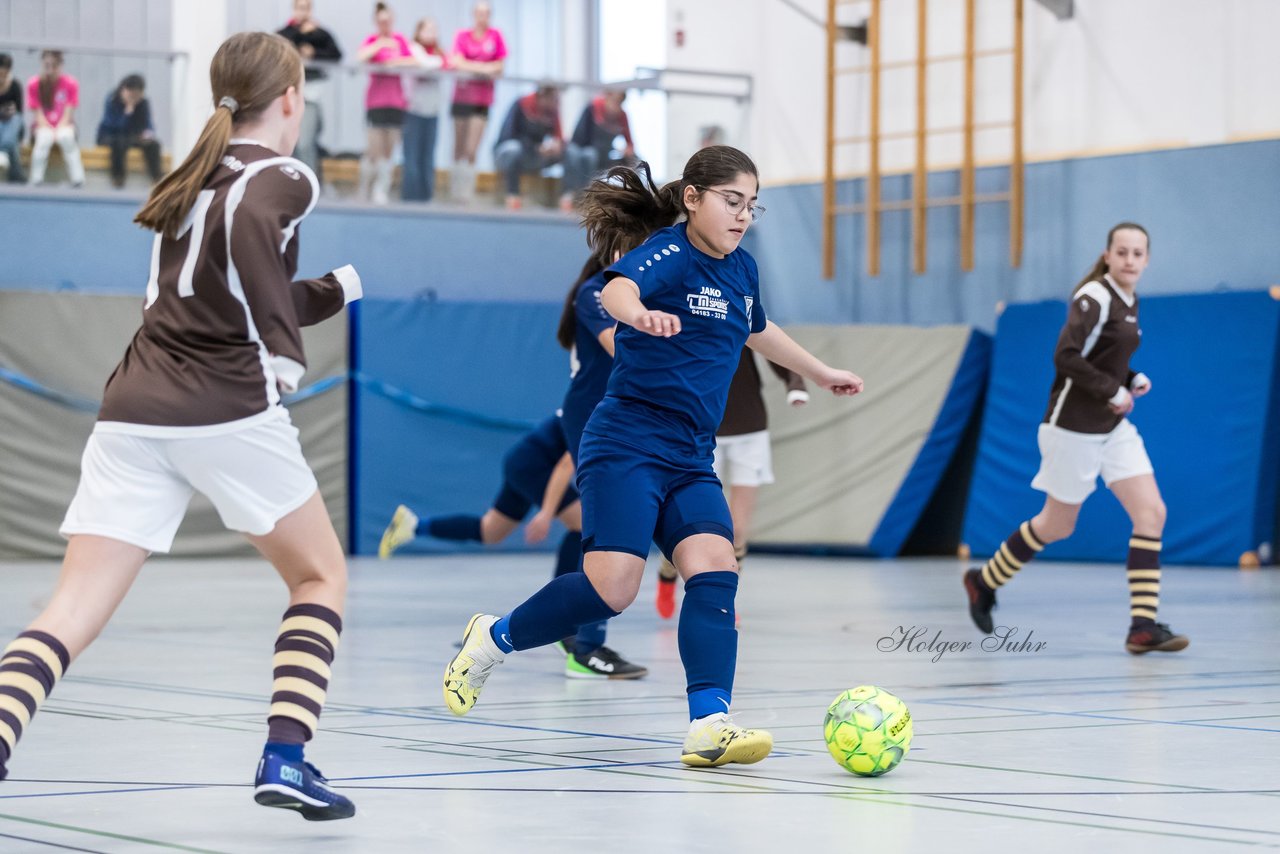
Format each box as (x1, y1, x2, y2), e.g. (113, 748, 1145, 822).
(979, 521, 1046, 590)
(267, 604, 342, 746)
(1127, 534, 1162, 623)
(0, 630, 71, 779)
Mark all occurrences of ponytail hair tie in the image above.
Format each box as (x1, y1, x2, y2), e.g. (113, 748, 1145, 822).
(217, 95, 239, 114)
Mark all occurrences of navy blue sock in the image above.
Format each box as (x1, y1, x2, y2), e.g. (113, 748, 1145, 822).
(553, 531, 582, 578)
(679, 571, 739, 720)
(265, 741, 304, 762)
(426, 514, 483, 542)
(507, 572, 620, 651)
(574, 620, 607, 656)
(552, 531, 608, 656)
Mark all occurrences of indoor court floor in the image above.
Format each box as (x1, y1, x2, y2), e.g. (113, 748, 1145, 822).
(0, 553, 1277, 853)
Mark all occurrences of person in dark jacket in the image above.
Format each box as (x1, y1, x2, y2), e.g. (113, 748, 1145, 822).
(277, 0, 343, 181)
(492, 84, 563, 210)
(96, 74, 161, 187)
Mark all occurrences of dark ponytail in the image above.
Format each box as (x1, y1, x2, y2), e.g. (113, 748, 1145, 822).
(578, 162, 683, 268)
(1073, 221, 1150, 292)
(578, 146, 759, 268)
(556, 256, 605, 350)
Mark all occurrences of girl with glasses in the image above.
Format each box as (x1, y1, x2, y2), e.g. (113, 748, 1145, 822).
(442, 147, 863, 767)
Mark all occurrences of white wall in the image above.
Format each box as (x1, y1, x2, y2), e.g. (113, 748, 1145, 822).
(171, 0, 227, 156)
(662, 0, 1280, 185)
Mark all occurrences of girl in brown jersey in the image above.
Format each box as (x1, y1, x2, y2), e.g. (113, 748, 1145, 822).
(963, 223, 1188, 655)
(0, 32, 359, 820)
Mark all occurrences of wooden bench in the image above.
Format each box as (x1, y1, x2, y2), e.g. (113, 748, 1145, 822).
(320, 157, 560, 204)
(20, 143, 173, 183)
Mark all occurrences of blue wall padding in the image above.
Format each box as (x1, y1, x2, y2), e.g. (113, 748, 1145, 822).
(352, 299, 570, 555)
(0, 194, 586, 303)
(868, 329, 992, 557)
(962, 291, 1280, 566)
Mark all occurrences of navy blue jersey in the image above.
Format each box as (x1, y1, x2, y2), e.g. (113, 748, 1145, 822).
(590, 222, 767, 463)
(560, 270, 616, 460)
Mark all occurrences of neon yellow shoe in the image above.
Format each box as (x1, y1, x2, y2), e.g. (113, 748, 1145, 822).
(378, 504, 419, 559)
(680, 713, 773, 768)
(443, 614, 505, 715)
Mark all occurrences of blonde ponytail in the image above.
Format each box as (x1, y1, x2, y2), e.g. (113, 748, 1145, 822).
(134, 105, 233, 238)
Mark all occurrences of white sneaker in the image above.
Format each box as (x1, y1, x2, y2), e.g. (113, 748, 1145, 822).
(443, 614, 505, 715)
(378, 504, 418, 559)
(680, 712, 772, 767)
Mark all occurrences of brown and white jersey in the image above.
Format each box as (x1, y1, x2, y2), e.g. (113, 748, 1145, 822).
(96, 140, 361, 436)
(717, 349, 807, 437)
(1042, 274, 1140, 434)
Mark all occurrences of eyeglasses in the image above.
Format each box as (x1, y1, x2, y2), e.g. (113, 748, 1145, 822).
(696, 186, 766, 222)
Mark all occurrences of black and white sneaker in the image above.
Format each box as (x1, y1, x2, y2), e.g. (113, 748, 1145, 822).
(565, 646, 648, 680)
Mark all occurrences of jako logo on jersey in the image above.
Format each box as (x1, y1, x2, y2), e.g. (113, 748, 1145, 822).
(687, 285, 728, 319)
(221, 155, 246, 172)
(745, 296, 754, 326)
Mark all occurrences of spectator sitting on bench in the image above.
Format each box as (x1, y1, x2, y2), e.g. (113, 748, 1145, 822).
(27, 50, 84, 187)
(560, 88, 636, 211)
(0, 52, 24, 182)
(97, 74, 162, 188)
(493, 83, 563, 211)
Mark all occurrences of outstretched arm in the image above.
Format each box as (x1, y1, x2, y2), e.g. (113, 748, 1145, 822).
(600, 277, 681, 337)
(747, 320, 863, 396)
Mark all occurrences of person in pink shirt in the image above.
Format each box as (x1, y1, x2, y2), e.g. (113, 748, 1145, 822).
(356, 1, 414, 204)
(27, 50, 84, 187)
(448, 1, 506, 203)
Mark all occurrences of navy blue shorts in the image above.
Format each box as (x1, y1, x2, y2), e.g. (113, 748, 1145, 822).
(493, 448, 579, 522)
(577, 432, 733, 561)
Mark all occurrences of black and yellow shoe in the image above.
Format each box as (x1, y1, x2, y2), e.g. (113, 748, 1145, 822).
(680, 713, 772, 768)
(378, 504, 418, 559)
(443, 614, 505, 715)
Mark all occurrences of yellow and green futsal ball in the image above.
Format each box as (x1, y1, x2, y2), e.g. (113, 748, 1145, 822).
(823, 685, 913, 777)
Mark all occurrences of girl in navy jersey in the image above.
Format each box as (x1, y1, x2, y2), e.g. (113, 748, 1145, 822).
(0, 33, 358, 819)
(444, 148, 863, 766)
(963, 223, 1188, 655)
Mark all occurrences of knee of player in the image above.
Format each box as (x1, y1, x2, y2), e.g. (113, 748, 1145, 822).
(1133, 500, 1167, 535)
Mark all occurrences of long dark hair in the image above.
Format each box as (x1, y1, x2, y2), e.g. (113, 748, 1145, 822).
(578, 146, 758, 261)
(556, 256, 605, 350)
(135, 32, 301, 238)
(1074, 221, 1150, 291)
(37, 50, 63, 113)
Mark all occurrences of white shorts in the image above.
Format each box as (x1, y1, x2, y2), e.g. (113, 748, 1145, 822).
(1031, 419, 1153, 505)
(60, 413, 318, 553)
(712, 430, 775, 488)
